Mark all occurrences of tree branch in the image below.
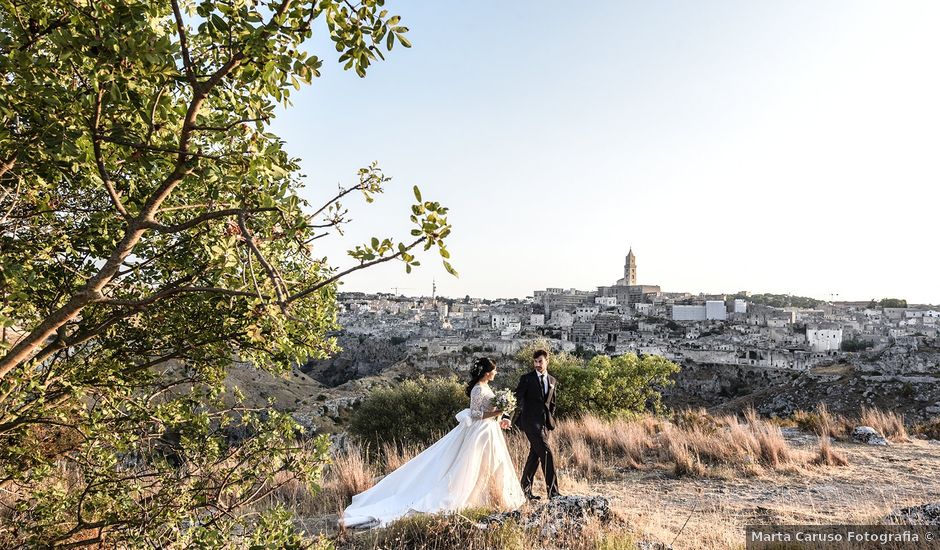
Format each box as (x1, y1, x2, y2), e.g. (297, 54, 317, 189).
(92, 88, 129, 218)
(190, 117, 268, 132)
(237, 213, 288, 310)
(288, 236, 425, 303)
(96, 135, 229, 161)
(170, 0, 196, 84)
(140, 207, 281, 233)
(0, 153, 15, 181)
(99, 286, 262, 308)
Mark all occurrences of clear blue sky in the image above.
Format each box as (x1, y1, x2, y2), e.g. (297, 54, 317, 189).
(270, 1, 940, 305)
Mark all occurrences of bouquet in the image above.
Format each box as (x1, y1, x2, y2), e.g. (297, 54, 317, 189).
(493, 389, 516, 415)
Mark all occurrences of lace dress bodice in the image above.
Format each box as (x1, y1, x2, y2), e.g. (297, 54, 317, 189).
(469, 383, 496, 421)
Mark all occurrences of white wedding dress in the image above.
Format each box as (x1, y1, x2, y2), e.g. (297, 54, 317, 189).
(341, 382, 526, 528)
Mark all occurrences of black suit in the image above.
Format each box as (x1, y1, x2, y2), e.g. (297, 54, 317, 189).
(513, 369, 558, 497)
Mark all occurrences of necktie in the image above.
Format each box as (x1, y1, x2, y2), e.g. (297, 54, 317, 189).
(539, 374, 546, 398)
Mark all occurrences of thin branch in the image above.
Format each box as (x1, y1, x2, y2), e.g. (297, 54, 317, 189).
(190, 117, 268, 132)
(0, 153, 15, 180)
(288, 236, 426, 303)
(237, 213, 288, 310)
(19, 15, 68, 51)
(309, 184, 363, 220)
(140, 207, 281, 233)
(96, 135, 228, 161)
(91, 88, 129, 218)
(171, 0, 196, 83)
(99, 285, 261, 308)
(144, 83, 167, 145)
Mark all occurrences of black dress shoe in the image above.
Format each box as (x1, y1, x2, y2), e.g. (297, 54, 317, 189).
(524, 492, 541, 501)
(548, 492, 563, 499)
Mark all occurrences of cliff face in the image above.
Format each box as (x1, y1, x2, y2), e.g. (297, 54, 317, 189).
(300, 335, 411, 386)
(301, 335, 518, 387)
(663, 345, 940, 421)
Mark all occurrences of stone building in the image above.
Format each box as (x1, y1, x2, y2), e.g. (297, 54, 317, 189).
(616, 248, 637, 286)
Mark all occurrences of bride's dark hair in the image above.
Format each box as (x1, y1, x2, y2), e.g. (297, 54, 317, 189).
(465, 357, 496, 397)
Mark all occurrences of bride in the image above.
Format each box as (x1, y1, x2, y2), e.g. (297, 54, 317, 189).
(341, 358, 526, 528)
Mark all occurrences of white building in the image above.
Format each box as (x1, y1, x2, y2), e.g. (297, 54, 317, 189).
(501, 321, 522, 337)
(491, 314, 518, 330)
(706, 300, 728, 321)
(733, 299, 747, 314)
(529, 314, 545, 327)
(672, 305, 707, 321)
(806, 328, 843, 352)
(575, 305, 600, 322)
(595, 296, 617, 307)
(906, 310, 940, 319)
(550, 310, 574, 327)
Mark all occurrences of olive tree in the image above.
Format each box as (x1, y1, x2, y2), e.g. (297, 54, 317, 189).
(0, 0, 453, 545)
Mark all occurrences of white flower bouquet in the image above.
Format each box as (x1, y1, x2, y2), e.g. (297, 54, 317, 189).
(493, 389, 516, 414)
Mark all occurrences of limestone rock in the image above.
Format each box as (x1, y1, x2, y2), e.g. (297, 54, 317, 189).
(852, 426, 889, 446)
(884, 502, 940, 525)
(478, 494, 612, 536)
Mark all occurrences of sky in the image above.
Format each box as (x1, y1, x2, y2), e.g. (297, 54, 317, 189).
(270, 0, 940, 305)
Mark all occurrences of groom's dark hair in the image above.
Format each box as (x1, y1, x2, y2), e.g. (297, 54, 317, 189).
(533, 349, 549, 360)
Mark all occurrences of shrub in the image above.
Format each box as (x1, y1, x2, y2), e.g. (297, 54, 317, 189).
(553, 354, 680, 418)
(912, 417, 940, 440)
(511, 339, 680, 419)
(349, 377, 466, 448)
(841, 338, 873, 352)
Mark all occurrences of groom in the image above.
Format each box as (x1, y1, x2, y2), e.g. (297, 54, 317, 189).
(511, 348, 560, 500)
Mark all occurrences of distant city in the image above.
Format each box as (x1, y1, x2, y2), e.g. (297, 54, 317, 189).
(337, 250, 940, 371)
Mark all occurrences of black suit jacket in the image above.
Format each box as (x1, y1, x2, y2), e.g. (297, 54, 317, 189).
(512, 370, 556, 431)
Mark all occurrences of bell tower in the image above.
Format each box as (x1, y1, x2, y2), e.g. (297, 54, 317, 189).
(623, 248, 637, 286)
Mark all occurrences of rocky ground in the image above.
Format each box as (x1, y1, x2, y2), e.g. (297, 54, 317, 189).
(580, 431, 940, 549)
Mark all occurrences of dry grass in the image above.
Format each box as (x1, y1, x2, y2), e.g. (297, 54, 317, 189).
(549, 407, 825, 479)
(813, 435, 850, 467)
(912, 416, 940, 440)
(381, 441, 423, 472)
(336, 506, 637, 550)
(283, 444, 380, 517)
(859, 406, 909, 442)
(331, 445, 378, 503)
(792, 404, 910, 443)
(793, 403, 852, 439)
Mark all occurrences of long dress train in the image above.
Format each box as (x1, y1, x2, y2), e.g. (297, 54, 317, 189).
(341, 382, 526, 528)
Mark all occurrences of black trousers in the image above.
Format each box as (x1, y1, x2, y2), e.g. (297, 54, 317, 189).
(520, 424, 557, 496)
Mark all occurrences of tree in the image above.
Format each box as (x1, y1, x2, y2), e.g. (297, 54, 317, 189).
(0, 0, 451, 546)
(879, 298, 907, 309)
